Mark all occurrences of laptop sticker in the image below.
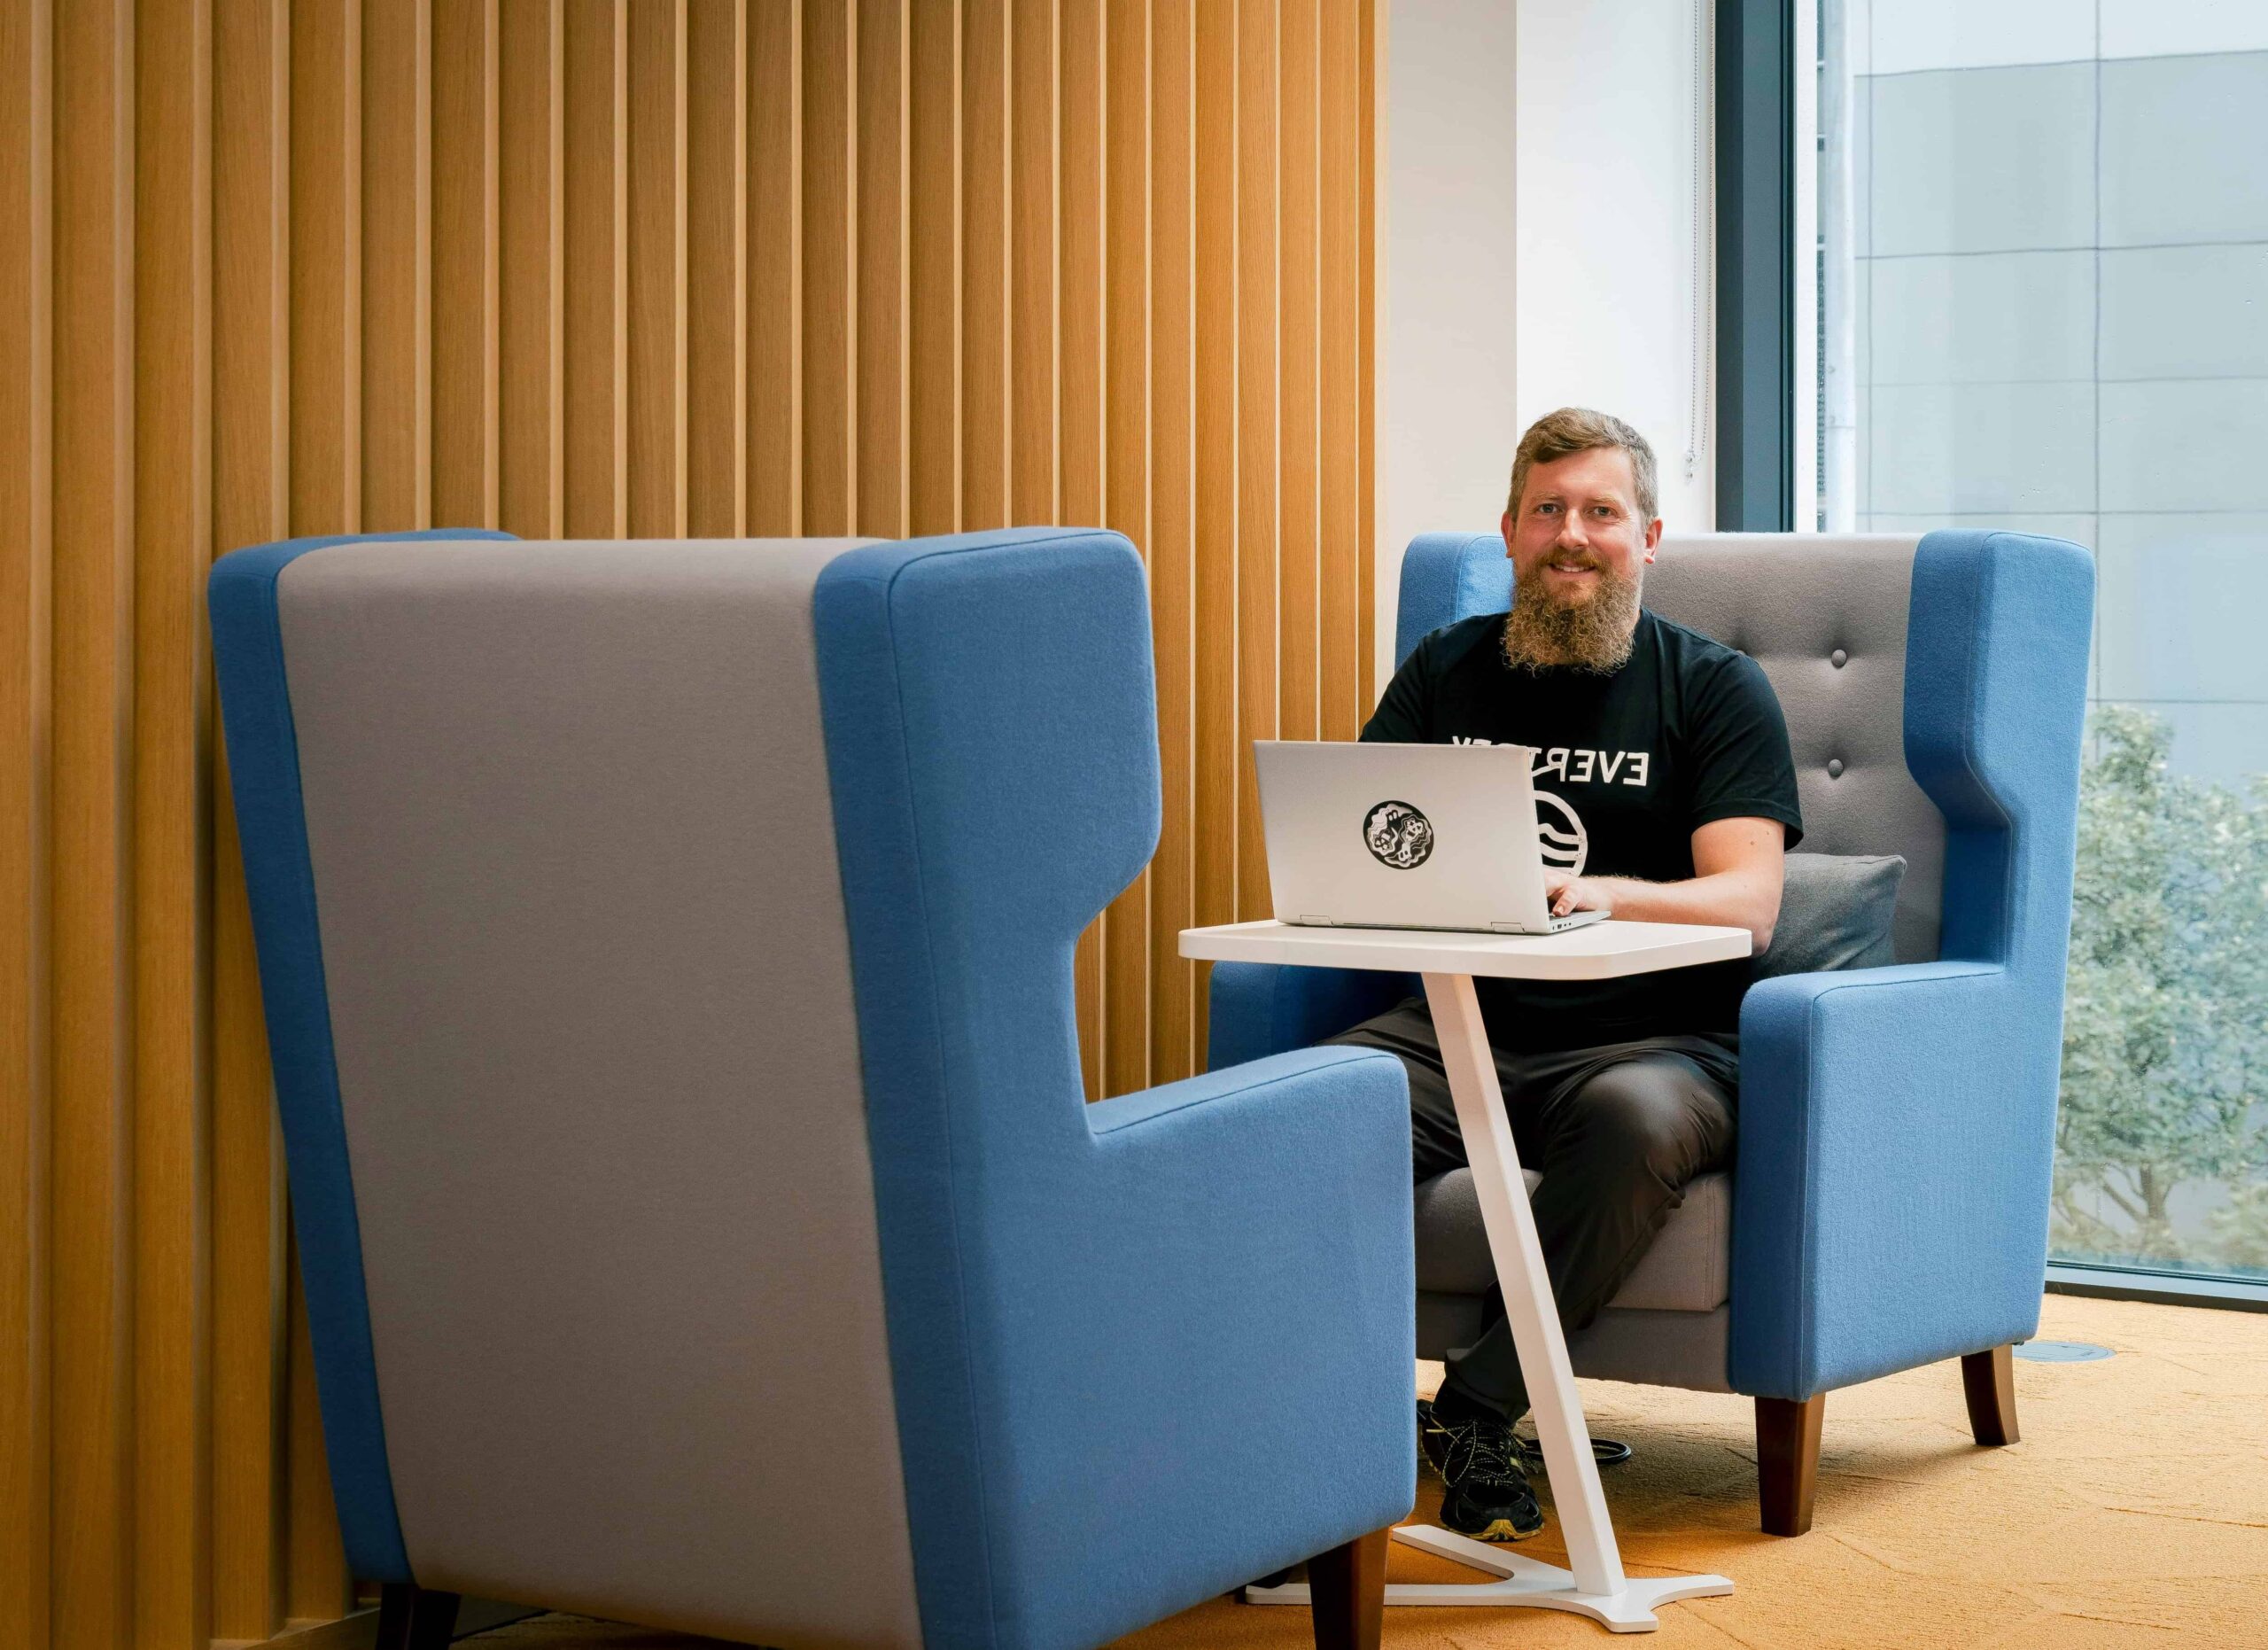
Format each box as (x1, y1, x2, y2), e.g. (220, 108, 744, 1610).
(1363, 799, 1435, 869)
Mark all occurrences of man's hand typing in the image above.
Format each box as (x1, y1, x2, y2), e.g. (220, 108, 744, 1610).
(1542, 815, 1785, 948)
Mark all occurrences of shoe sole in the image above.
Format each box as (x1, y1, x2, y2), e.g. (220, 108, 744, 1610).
(1463, 1515, 1545, 1542)
(1439, 1494, 1547, 1543)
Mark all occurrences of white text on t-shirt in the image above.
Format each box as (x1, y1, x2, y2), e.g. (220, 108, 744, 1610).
(1451, 735, 1651, 787)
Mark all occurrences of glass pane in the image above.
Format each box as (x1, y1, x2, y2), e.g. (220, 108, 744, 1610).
(1814, 1, 2268, 1282)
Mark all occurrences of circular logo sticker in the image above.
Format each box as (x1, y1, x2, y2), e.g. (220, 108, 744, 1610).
(1363, 799, 1435, 869)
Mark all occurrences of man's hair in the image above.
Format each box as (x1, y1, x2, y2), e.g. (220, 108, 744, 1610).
(1505, 407, 1659, 523)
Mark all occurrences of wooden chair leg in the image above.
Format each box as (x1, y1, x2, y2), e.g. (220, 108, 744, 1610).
(376, 1583, 462, 1650)
(1755, 1392, 1825, 1537)
(1306, 1527, 1390, 1650)
(1961, 1343, 2020, 1446)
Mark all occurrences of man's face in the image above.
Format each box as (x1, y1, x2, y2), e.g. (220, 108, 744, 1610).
(1499, 445, 1664, 606)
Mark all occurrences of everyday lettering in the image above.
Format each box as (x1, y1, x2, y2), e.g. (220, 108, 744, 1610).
(1524, 746, 1651, 786)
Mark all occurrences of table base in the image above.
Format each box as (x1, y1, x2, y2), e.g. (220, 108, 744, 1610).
(1243, 1524, 1733, 1635)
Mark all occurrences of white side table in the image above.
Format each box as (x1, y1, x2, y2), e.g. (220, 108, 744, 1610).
(1180, 918, 1750, 1635)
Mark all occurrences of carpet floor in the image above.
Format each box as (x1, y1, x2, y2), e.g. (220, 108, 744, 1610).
(463, 1293, 2268, 1650)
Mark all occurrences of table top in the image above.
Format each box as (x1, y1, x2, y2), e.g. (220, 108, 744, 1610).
(1178, 918, 1752, 981)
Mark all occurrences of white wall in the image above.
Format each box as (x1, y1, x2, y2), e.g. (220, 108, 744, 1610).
(1379, 0, 1521, 681)
(1511, 2, 1718, 535)
(1379, 0, 1718, 685)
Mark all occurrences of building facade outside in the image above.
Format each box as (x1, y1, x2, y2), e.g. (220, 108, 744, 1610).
(1815, 0, 2268, 1281)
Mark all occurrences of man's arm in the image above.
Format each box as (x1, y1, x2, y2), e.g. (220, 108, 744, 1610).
(1545, 816, 1786, 950)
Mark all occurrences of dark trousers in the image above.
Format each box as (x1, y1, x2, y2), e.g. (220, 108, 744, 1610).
(1325, 1000, 1739, 1421)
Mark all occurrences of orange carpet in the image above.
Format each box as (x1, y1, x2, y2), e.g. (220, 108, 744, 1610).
(466, 1293, 2268, 1649)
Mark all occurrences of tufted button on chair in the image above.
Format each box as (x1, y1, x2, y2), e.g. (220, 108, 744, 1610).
(1208, 528, 2094, 1536)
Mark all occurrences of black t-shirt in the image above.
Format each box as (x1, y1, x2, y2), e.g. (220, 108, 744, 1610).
(1363, 609, 1804, 1050)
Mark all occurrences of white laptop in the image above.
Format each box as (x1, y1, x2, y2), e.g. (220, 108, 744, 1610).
(1253, 741, 1609, 935)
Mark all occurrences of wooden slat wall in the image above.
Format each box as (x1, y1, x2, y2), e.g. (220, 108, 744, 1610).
(0, 4, 1377, 1645)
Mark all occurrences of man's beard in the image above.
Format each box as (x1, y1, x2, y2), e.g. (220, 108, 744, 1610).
(1500, 556, 1643, 674)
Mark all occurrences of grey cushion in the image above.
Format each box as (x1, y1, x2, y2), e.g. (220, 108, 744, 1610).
(1752, 851, 1907, 979)
(1415, 1167, 1733, 1311)
(1416, 1292, 1736, 1390)
(278, 539, 922, 1643)
(1647, 533, 1945, 963)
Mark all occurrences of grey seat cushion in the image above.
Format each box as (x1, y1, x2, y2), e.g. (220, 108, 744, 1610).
(1753, 851, 1907, 979)
(1411, 858, 1900, 1322)
(1414, 1167, 1732, 1311)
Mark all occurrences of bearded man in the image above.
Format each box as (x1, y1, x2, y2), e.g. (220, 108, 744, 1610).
(1327, 407, 1803, 1542)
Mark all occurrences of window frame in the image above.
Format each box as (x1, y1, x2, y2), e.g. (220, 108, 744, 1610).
(1715, 0, 1795, 531)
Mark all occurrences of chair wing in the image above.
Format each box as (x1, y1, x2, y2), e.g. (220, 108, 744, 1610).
(208, 528, 516, 1586)
(1731, 531, 2093, 1397)
(816, 531, 1416, 1647)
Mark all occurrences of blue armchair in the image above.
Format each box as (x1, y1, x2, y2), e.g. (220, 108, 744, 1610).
(1209, 528, 2093, 1535)
(210, 528, 1416, 1650)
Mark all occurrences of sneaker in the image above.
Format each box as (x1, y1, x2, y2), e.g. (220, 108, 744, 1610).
(1417, 1397, 1545, 1541)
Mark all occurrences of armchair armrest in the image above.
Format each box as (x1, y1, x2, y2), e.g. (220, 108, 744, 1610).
(1205, 961, 1418, 1070)
(1729, 961, 2062, 1401)
(973, 1047, 1416, 1638)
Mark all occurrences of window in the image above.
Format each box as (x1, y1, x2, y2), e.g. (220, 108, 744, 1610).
(1807, 2, 2268, 1289)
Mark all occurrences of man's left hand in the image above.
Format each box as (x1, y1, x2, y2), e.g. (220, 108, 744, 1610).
(1544, 875, 1612, 919)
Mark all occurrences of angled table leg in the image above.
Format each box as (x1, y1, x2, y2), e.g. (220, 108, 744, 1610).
(1253, 971, 1732, 1632)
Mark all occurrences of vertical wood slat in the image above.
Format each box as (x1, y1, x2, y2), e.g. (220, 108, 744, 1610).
(360, 0, 430, 533)
(1277, 0, 1317, 746)
(50, 4, 136, 1644)
(291, 0, 362, 539)
(50, 3, 135, 1646)
(1317, 0, 1357, 740)
(625, 0, 684, 540)
(1189, 0, 1234, 1055)
(686, 0, 744, 537)
(959, 0, 1006, 528)
(1060, 0, 1102, 547)
(1357, 0, 1375, 710)
(431, 0, 499, 530)
(131, 2, 214, 1646)
(497, 0, 561, 540)
(906, 0, 956, 537)
(562, 0, 624, 538)
(855, 0, 905, 539)
(209, 0, 289, 1637)
(1148, 0, 1195, 1082)
(282, 1249, 344, 1622)
(747, 0, 800, 535)
(1234, 0, 1276, 925)
(0, 2, 54, 1646)
(1007, 0, 1053, 529)
(800, 0, 853, 535)
(1101, 0, 1149, 1097)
